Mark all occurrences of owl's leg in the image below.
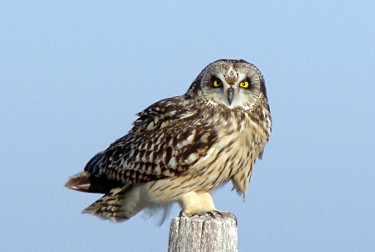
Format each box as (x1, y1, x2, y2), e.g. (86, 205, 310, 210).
(178, 191, 236, 224)
(178, 191, 204, 217)
(178, 191, 217, 217)
(197, 192, 216, 212)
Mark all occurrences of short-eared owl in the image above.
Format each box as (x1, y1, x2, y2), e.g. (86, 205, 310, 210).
(65, 59, 271, 222)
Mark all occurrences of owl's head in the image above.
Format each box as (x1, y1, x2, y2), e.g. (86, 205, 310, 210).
(187, 59, 267, 110)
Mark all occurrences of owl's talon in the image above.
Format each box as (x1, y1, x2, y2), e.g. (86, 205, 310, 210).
(205, 211, 217, 219)
(213, 210, 224, 218)
(230, 213, 238, 226)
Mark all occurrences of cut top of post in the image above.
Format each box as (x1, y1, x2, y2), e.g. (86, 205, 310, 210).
(168, 215, 238, 252)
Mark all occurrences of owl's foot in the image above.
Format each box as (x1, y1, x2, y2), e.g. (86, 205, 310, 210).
(213, 210, 236, 219)
(178, 191, 237, 224)
(207, 211, 237, 225)
(179, 210, 237, 225)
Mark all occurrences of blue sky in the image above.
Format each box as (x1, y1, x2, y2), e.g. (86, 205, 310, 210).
(1, 1, 374, 251)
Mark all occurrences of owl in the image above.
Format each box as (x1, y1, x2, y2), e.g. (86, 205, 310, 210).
(65, 59, 271, 222)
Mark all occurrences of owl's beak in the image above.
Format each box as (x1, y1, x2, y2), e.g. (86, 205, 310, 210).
(227, 87, 234, 105)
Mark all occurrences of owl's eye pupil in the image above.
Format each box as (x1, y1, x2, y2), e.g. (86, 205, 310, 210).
(213, 79, 223, 87)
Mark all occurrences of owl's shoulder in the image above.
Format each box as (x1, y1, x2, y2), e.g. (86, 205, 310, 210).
(132, 95, 202, 134)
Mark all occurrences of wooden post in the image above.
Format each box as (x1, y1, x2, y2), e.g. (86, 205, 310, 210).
(168, 215, 238, 252)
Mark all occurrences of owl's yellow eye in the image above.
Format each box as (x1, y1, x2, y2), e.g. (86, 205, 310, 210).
(213, 79, 223, 87)
(239, 81, 250, 88)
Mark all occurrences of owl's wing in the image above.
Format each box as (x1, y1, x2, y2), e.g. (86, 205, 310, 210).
(84, 96, 218, 186)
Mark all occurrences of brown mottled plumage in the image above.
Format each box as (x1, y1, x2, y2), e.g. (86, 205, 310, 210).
(65, 59, 271, 222)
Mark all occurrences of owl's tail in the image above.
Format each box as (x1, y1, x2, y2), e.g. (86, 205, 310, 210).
(65, 171, 149, 222)
(65, 172, 169, 222)
(64, 152, 123, 194)
(82, 184, 154, 222)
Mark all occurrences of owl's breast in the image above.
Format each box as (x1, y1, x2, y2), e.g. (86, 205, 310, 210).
(184, 110, 269, 192)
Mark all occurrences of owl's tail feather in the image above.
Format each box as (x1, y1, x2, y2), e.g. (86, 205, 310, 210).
(64, 171, 91, 192)
(65, 171, 123, 194)
(82, 184, 148, 222)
